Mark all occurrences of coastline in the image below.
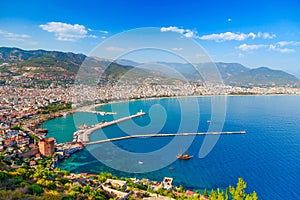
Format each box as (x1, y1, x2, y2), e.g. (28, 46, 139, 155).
(42, 94, 300, 160)
(74, 93, 300, 113)
(48, 93, 298, 157)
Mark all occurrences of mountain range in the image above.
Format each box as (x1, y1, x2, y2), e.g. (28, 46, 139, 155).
(0, 47, 299, 87)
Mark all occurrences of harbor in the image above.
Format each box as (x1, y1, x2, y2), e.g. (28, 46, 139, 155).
(84, 131, 247, 145)
(71, 108, 246, 145)
(44, 107, 246, 162)
(74, 110, 146, 143)
(76, 110, 117, 116)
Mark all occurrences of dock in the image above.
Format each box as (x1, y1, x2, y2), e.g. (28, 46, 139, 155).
(76, 111, 146, 142)
(84, 131, 246, 145)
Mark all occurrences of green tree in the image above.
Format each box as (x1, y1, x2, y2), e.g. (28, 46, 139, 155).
(82, 185, 91, 194)
(177, 185, 184, 193)
(225, 187, 229, 200)
(229, 178, 247, 200)
(209, 189, 217, 200)
(45, 180, 57, 190)
(71, 184, 81, 192)
(0, 170, 10, 181)
(27, 184, 44, 196)
(245, 191, 258, 200)
(0, 190, 24, 199)
(217, 188, 225, 200)
(42, 190, 62, 200)
(203, 188, 209, 197)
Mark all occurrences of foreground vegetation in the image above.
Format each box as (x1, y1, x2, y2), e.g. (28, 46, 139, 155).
(0, 156, 258, 200)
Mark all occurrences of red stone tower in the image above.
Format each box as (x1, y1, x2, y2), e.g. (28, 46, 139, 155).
(38, 138, 55, 156)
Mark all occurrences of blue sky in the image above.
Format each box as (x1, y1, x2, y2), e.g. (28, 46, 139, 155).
(1, 0, 300, 76)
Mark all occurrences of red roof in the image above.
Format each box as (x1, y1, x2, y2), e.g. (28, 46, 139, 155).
(5, 138, 15, 143)
(173, 191, 183, 196)
(185, 190, 195, 196)
(29, 161, 36, 165)
(87, 174, 97, 177)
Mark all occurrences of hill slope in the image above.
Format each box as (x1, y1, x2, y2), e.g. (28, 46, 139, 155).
(0, 47, 299, 87)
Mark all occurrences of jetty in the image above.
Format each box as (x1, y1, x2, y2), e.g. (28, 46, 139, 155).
(75, 103, 117, 115)
(77, 110, 117, 116)
(84, 131, 246, 145)
(76, 110, 146, 142)
(77, 110, 118, 116)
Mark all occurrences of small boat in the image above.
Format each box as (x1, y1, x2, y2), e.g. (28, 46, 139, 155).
(169, 167, 175, 170)
(177, 152, 193, 160)
(207, 120, 211, 123)
(138, 161, 144, 164)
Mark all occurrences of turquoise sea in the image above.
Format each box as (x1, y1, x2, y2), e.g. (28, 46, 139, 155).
(42, 96, 300, 199)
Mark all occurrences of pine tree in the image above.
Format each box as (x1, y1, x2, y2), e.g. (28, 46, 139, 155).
(204, 188, 209, 197)
(225, 187, 229, 200)
(210, 189, 217, 200)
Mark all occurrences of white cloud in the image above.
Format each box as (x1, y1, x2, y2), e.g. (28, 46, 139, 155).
(0, 29, 30, 41)
(89, 35, 98, 39)
(99, 30, 109, 34)
(160, 26, 276, 42)
(277, 41, 300, 47)
(160, 26, 184, 34)
(171, 47, 183, 51)
(89, 29, 109, 34)
(269, 45, 295, 53)
(237, 43, 295, 53)
(40, 22, 96, 42)
(160, 26, 196, 38)
(277, 48, 295, 53)
(106, 46, 127, 52)
(199, 31, 276, 42)
(257, 32, 276, 39)
(237, 44, 268, 51)
(200, 32, 256, 41)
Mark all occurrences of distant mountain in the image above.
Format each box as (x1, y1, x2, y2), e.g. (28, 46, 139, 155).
(0, 47, 299, 87)
(123, 61, 300, 86)
(213, 63, 299, 86)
